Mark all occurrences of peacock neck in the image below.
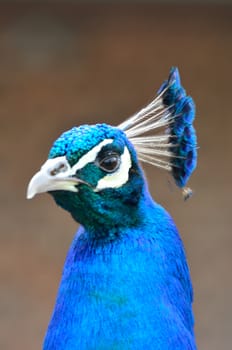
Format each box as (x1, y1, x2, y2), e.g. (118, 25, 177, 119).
(75, 184, 155, 242)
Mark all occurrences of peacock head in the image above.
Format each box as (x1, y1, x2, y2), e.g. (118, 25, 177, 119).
(27, 123, 146, 231)
(27, 67, 197, 232)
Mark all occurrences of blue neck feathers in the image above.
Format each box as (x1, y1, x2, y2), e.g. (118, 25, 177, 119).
(43, 190, 196, 350)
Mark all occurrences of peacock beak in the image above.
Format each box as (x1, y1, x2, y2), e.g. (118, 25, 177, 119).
(27, 157, 82, 199)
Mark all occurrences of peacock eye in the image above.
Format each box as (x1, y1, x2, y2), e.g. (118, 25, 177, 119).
(98, 153, 120, 173)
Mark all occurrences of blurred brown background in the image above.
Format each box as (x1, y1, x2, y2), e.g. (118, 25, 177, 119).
(0, 2, 231, 349)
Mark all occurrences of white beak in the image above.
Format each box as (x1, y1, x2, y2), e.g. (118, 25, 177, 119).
(27, 157, 80, 199)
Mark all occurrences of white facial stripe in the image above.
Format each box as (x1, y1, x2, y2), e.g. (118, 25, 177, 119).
(71, 139, 113, 173)
(36, 139, 113, 179)
(95, 146, 132, 191)
(27, 139, 115, 199)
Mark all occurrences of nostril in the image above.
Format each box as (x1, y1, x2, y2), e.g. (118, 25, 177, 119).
(50, 162, 68, 176)
(50, 169, 57, 176)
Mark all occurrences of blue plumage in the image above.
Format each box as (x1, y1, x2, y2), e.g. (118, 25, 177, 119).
(44, 204, 195, 349)
(27, 68, 197, 349)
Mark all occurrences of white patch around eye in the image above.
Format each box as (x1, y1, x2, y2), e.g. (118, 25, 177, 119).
(71, 139, 113, 174)
(95, 146, 132, 191)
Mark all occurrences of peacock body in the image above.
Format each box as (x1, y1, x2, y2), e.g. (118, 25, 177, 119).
(27, 68, 197, 349)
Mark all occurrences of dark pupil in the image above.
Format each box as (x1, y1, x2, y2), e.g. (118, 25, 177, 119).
(100, 155, 119, 172)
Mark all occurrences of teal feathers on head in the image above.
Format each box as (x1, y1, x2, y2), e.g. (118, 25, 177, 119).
(48, 124, 127, 166)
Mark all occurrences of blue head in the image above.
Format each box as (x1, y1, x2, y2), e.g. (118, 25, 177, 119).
(27, 67, 197, 231)
(27, 123, 146, 234)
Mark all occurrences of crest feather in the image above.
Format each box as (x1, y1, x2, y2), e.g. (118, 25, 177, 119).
(119, 67, 197, 196)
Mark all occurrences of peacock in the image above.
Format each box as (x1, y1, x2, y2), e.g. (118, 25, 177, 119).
(27, 67, 197, 349)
